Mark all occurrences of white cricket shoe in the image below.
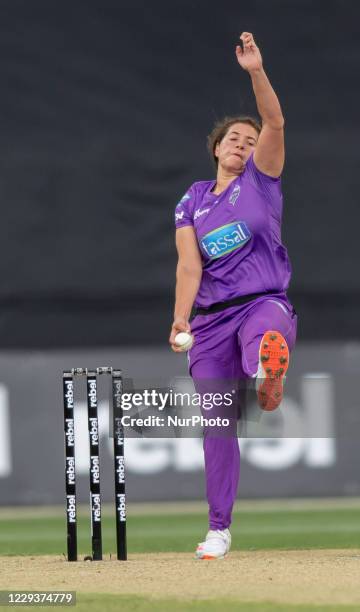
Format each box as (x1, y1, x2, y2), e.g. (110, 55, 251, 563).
(195, 529, 231, 559)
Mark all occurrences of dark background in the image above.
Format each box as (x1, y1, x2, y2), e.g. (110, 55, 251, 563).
(0, 0, 358, 347)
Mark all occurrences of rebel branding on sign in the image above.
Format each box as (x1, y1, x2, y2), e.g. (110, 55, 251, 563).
(63, 367, 127, 562)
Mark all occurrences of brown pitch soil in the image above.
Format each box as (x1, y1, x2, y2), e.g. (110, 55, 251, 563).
(0, 550, 360, 606)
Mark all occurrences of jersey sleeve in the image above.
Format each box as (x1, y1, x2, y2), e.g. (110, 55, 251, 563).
(174, 184, 196, 229)
(245, 152, 283, 214)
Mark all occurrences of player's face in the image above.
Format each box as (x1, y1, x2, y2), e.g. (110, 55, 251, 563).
(215, 123, 258, 173)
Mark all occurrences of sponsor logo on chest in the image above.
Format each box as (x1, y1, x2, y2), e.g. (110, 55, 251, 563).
(200, 221, 251, 259)
(194, 207, 210, 220)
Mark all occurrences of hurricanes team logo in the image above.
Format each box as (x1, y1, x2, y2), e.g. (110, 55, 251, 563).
(229, 185, 241, 206)
(200, 221, 251, 259)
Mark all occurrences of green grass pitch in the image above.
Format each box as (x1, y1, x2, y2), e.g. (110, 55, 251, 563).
(0, 506, 359, 557)
(1, 504, 359, 611)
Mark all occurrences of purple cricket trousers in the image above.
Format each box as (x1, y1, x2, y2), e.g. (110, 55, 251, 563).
(188, 292, 297, 530)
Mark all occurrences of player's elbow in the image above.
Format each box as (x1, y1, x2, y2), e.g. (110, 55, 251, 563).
(276, 115, 285, 130)
(264, 115, 285, 131)
(177, 260, 202, 281)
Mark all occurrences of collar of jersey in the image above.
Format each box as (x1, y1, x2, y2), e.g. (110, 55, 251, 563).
(207, 175, 239, 199)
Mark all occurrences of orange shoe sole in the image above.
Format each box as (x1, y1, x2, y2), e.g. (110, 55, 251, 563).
(257, 331, 289, 411)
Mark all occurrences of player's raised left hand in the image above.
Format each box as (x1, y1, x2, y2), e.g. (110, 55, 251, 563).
(236, 32, 263, 73)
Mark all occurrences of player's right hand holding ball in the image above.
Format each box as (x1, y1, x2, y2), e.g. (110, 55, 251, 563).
(169, 317, 194, 352)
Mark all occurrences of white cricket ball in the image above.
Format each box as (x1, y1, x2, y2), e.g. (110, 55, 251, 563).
(174, 332, 194, 351)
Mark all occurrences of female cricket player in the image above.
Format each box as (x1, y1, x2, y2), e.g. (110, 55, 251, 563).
(169, 32, 297, 559)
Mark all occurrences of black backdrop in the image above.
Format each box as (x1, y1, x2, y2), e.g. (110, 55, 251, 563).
(0, 0, 359, 347)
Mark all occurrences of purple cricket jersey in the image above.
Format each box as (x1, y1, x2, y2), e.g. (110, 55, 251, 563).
(174, 153, 292, 308)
